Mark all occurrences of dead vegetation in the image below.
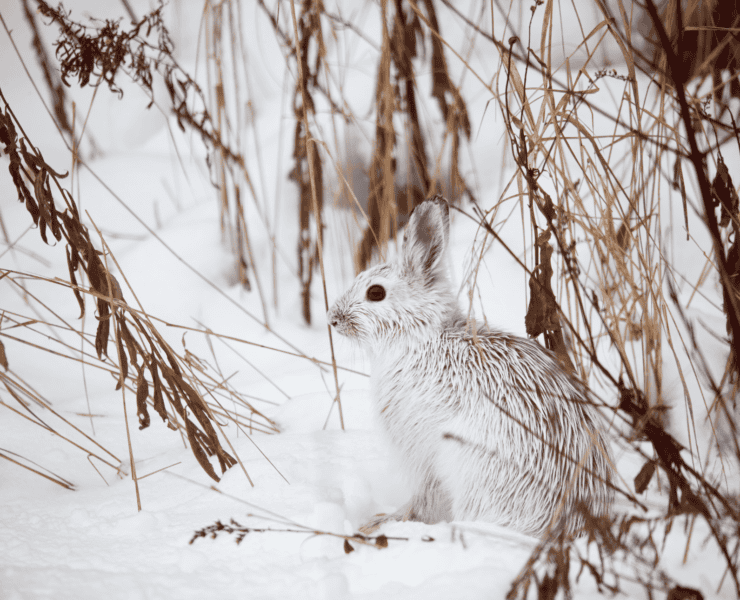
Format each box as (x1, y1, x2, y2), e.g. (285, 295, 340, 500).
(1, 0, 740, 597)
(0, 86, 284, 499)
(461, 0, 740, 595)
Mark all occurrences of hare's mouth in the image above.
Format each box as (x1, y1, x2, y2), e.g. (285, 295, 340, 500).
(330, 320, 360, 338)
(328, 305, 366, 340)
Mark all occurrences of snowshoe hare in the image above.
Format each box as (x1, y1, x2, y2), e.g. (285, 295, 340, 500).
(328, 195, 613, 537)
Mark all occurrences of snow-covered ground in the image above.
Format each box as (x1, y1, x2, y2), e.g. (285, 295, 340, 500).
(1, 1, 737, 598)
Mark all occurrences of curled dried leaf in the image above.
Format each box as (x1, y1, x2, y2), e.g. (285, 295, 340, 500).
(184, 419, 219, 482)
(0, 111, 39, 225)
(150, 362, 168, 423)
(525, 231, 557, 337)
(0, 109, 16, 147)
(33, 169, 62, 242)
(66, 246, 84, 318)
(0, 339, 8, 370)
(175, 378, 236, 473)
(95, 311, 110, 360)
(120, 320, 138, 368)
(109, 273, 125, 302)
(116, 326, 128, 387)
(87, 252, 108, 296)
(136, 370, 150, 430)
(615, 222, 630, 251)
(712, 156, 739, 230)
(159, 364, 185, 414)
(634, 460, 656, 494)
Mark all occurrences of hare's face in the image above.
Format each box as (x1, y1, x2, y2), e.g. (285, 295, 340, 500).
(328, 263, 444, 350)
(329, 196, 461, 351)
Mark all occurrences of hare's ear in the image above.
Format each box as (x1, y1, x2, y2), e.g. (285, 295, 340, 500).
(402, 195, 450, 283)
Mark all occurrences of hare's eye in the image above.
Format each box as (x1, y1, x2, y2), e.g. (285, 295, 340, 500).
(366, 284, 386, 302)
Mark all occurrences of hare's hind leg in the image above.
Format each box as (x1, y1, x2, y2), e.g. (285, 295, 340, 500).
(358, 475, 452, 534)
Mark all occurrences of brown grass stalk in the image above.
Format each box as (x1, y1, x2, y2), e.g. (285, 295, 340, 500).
(0, 450, 75, 490)
(289, 0, 345, 429)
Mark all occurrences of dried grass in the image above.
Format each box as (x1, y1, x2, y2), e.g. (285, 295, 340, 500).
(0, 82, 279, 493)
(460, 0, 740, 595)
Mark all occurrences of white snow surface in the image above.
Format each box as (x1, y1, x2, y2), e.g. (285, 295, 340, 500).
(0, 1, 737, 598)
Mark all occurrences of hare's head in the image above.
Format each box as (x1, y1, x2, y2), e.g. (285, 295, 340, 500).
(328, 195, 461, 351)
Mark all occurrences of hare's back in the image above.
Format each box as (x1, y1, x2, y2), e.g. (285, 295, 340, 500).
(440, 329, 588, 416)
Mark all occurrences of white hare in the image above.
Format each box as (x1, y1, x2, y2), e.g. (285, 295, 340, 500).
(328, 195, 613, 537)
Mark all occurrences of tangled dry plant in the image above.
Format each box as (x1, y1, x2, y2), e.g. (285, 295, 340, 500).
(258, 0, 474, 295)
(445, 0, 740, 596)
(35, 0, 273, 313)
(0, 86, 282, 501)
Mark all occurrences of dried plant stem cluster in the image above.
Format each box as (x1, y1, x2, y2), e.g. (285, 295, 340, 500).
(34, 0, 273, 318)
(258, 0, 473, 318)
(356, 0, 472, 273)
(202, 1, 270, 320)
(190, 517, 399, 552)
(0, 88, 279, 494)
(463, 0, 740, 596)
(287, 0, 327, 325)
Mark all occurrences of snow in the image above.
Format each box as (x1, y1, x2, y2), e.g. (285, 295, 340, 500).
(0, 385, 543, 600)
(0, 0, 737, 598)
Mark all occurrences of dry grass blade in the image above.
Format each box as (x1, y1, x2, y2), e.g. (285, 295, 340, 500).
(0, 339, 8, 370)
(0, 449, 75, 490)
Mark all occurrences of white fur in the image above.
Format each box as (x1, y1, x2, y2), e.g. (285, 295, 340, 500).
(328, 196, 613, 537)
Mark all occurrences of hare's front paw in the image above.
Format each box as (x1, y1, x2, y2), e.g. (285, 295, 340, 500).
(359, 504, 414, 534)
(358, 513, 392, 535)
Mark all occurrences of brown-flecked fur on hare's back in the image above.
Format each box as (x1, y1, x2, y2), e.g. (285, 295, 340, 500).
(328, 195, 613, 537)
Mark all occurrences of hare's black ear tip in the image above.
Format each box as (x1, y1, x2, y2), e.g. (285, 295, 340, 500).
(416, 194, 449, 216)
(408, 195, 450, 223)
(428, 194, 450, 208)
